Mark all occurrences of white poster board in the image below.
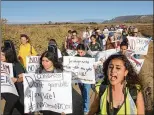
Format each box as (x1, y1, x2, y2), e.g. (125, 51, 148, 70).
(24, 72, 72, 114)
(63, 56, 95, 84)
(129, 59, 144, 74)
(127, 36, 150, 55)
(97, 49, 117, 62)
(1, 73, 19, 96)
(26, 56, 40, 73)
(94, 49, 117, 81)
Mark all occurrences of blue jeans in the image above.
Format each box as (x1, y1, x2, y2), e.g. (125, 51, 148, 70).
(78, 83, 91, 113)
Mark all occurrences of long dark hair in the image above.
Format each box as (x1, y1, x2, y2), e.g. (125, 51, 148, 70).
(103, 54, 142, 115)
(76, 44, 85, 51)
(1, 47, 18, 63)
(39, 51, 63, 73)
(103, 54, 141, 87)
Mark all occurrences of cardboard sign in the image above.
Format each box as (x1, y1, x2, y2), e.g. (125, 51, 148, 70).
(26, 56, 40, 73)
(63, 56, 95, 84)
(127, 36, 150, 55)
(1, 73, 18, 96)
(24, 72, 72, 114)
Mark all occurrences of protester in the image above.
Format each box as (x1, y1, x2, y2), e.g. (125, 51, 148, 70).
(82, 26, 93, 48)
(106, 32, 116, 50)
(18, 34, 37, 68)
(75, 44, 92, 115)
(119, 41, 129, 55)
(35, 51, 64, 115)
(131, 28, 141, 59)
(48, 38, 63, 62)
(1, 47, 26, 115)
(88, 35, 102, 51)
(67, 30, 82, 50)
(95, 29, 105, 50)
(88, 54, 145, 115)
(64, 30, 72, 49)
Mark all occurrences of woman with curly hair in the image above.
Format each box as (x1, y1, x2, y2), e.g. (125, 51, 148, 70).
(88, 54, 145, 115)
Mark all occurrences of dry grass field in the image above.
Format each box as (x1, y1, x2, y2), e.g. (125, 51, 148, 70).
(1, 23, 154, 114)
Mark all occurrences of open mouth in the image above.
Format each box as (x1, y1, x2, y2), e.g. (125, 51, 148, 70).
(110, 75, 117, 81)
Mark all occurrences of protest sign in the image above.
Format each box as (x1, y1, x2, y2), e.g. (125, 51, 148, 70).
(93, 49, 117, 81)
(24, 72, 72, 114)
(1, 62, 13, 77)
(63, 56, 95, 84)
(1, 70, 18, 96)
(129, 59, 144, 74)
(26, 56, 40, 73)
(87, 50, 99, 59)
(66, 49, 77, 56)
(97, 49, 117, 62)
(127, 36, 150, 55)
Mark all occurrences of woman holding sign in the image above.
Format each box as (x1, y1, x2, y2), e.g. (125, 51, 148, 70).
(88, 54, 145, 115)
(1, 47, 25, 115)
(75, 44, 92, 115)
(36, 51, 64, 115)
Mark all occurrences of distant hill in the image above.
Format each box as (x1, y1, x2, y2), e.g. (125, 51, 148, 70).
(104, 14, 153, 23)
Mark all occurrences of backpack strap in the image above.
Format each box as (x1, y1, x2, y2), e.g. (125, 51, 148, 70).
(96, 82, 107, 114)
(99, 84, 107, 99)
(129, 84, 140, 104)
(30, 44, 32, 55)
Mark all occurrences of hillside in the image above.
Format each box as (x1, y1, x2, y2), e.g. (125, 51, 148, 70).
(104, 14, 153, 23)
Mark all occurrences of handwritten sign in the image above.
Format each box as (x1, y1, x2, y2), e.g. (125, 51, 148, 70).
(94, 49, 117, 81)
(97, 49, 117, 62)
(24, 72, 72, 113)
(129, 59, 144, 74)
(63, 56, 95, 84)
(1, 62, 13, 78)
(1, 72, 18, 96)
(66, 50, 77, 56)
(127, 36, 150, 55)
(26, 56, 40, 73)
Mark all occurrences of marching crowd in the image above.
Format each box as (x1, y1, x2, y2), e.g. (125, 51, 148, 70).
(1, 25, 146, 115)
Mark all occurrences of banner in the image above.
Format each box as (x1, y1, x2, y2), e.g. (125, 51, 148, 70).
(63, 56, 95, 84)
(24, 72, 72, 113)
(1, 72, 18, 96)
(1, 62, 13, 78)
(127, 36, 150, 55)
(129, 59, 144, 74)
(26, 56, 40, 73)
(66, 49, 77, 56)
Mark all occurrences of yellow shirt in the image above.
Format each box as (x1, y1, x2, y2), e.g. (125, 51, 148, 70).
(18, 43, 37, 68)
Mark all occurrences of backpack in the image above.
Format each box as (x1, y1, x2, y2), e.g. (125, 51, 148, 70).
(97, 82, 138, 113)
(48, 44, 58, 61)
